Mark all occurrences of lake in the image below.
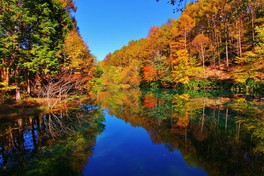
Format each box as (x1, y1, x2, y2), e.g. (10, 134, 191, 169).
(1, 89, 264, 175)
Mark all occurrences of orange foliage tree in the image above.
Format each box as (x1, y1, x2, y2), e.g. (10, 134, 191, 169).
(63, 29, 96, 88)
(192, 34, 210, 78)
(142, 65, 157, 83)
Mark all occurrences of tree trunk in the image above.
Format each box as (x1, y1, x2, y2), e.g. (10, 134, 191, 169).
(225, 108, 229, 130)
(225, 39, 229, 70)
(27, 78, 31, 95)
(236, 121, 241, 142)
(201, 98, 205, 133)
(225, 23, 229, 70)
(239, 27, 242, 57)
(213, 24, 218, 75)
(16, 85, 21, 101)
(201, 45, 206, 79)
(217, 33, 221, 69)
(238, 19, 243, 57)
(2, 67, 10, 86)
(250, 4, 256, 44)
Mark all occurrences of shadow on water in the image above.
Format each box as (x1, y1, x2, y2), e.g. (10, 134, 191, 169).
(0, 104, 105, 176)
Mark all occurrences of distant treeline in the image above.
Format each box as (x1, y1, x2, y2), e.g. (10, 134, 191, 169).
(99, 0, 264, 92)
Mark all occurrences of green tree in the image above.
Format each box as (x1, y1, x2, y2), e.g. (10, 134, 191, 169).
(22, 0, 75, 82)
(0, 0, 23, 85)
(0, 0, 77, 98)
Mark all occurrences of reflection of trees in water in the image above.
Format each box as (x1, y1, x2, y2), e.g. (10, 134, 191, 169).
(0, 105, 104, 175)
(97, 89, 264, 175)
(97, 89, 142, 121)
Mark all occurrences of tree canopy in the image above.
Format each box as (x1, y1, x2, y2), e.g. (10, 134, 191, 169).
(0, 0, 95, 96)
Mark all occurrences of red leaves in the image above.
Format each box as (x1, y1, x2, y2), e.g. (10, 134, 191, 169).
(142, 65, 157, 82)
(143, 94, 156, 108)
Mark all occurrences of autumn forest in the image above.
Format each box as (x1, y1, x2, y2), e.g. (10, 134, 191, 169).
(1, 0, 264, 175)
(100, 0, 264, 92)
(1, 0, 96, 103)
(1, 0, 264, 100)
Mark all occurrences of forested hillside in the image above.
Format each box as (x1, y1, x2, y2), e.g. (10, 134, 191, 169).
(1, 0, 264, 103)
(0, 0, 95, 100)
(100, 0, 264, 92)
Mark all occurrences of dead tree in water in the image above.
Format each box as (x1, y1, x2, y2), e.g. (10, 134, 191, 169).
(37, 76, 87, 109)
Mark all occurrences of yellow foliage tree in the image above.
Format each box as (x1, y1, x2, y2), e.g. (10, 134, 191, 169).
(63, 29, 96, 88)
(172, 49, 191, 84)
(192, 34, 210, 79)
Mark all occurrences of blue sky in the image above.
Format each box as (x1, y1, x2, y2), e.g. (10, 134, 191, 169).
(74, 0, 181, 61)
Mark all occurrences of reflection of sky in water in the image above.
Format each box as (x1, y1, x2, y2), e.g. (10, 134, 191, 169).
(23, 126, 38, 152)
(83, 112, 207, 176)
(0, 147, 3, 166)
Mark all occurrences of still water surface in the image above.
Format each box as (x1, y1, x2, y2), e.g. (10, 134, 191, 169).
(83, 111, 207, 176)
(0, 89, 264, 175)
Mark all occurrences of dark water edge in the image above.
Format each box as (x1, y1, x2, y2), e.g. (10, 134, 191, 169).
(0, 104, 105, 176)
